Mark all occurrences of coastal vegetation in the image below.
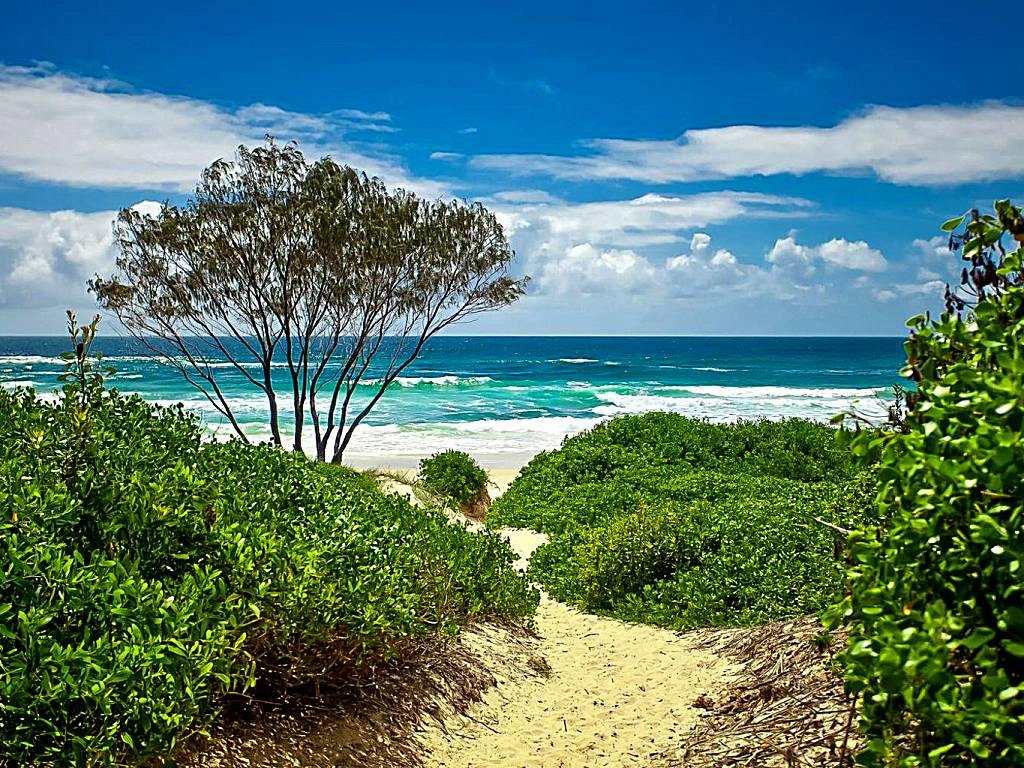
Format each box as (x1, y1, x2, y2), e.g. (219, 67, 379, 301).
(0, 316, 537, 766)
(831, 201, 1024, 766)
(489, 414, 878, 629)
(89, 139, 525, 463)
(419, 450, 489, 508)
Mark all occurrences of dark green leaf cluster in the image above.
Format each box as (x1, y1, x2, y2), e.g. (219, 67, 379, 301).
(488, 413, 877, 629)
(0, 387, 537, 766)
(419, 450, 489, 506)
(830, 201, 1024, 766)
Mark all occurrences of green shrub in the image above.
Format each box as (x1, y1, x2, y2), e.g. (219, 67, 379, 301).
(491, 413, 877, 629)
(831, 202, 1024, 766)
(0, 355, 537, 765)
(419, 450, 488, 506)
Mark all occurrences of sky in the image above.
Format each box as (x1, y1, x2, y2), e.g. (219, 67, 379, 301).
(0, 0, 1022, 335)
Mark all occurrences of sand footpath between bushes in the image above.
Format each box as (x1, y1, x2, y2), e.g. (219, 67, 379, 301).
(392, 467, 737, 768)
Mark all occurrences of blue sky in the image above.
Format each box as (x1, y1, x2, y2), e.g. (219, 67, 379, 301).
(0, 0, 1021, 334)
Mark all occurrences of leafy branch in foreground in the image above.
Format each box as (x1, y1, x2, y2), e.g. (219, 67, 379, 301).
(91, 139, 526, 462)
(830, 200, 1024, 767)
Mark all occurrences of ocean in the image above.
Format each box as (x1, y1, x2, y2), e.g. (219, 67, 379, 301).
(0, 336, 905, 466)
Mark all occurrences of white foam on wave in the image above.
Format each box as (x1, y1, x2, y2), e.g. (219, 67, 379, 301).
(359, 375, 494, 388)
(592, 389, 890, 422)
(692, 366, 736, 372)
(0, 355, 64, 365)
(553, 358, 598, 364)
(662, 385, 883, 398)
(206, 414, 600, 461)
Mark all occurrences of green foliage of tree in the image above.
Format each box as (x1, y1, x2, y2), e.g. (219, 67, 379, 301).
(0, 318, 537, 766)
(829, 201, 1024, 766)
(419, 450, 488, 507)
(489, 413, 877, 629)
(90, 139, 525, 463)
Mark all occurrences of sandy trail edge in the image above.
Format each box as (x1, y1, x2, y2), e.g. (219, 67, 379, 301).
(381, 467, 737, 768)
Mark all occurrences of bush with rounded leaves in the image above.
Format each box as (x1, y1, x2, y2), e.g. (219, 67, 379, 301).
(831, 201, 1024, 766)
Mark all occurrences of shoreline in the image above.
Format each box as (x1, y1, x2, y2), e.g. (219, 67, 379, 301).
(344, 451, 537, 472)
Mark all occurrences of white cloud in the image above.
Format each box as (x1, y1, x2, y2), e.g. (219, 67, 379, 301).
(875, 280, 946, 302)
(689, 232, 712, 253)
(912, 235, 949, 260)
(540, 244, 657, 295)
(817, 239, 887, 271)
(493, 190, 813, 250)
(490, 189, 562, 205)
(0, 64, 442, 196)
(766, 235, 887, 272)
(662, 234, 775, 299)
(484, 191, 813, 297)
(0, 205, 140, 308)
(470, 102, 1024, 186)
(710, 249, 737, 267)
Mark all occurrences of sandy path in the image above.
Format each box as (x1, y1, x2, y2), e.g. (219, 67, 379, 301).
(419, 594, 730, 768)
(410, 471, 735, 768)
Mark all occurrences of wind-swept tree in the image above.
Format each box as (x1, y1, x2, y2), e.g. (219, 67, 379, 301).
(91, 140, 525, 462)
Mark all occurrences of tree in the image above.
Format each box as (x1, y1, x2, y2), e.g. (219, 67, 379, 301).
(91, 140, 525, 463)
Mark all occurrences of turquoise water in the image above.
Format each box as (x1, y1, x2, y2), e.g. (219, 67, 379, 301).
(0, 336, 905, 464)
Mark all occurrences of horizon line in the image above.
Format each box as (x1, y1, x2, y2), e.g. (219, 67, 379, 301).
(0, 332, 909, 339)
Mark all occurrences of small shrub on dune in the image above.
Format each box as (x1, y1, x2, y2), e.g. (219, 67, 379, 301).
(419, 450, 489, 510)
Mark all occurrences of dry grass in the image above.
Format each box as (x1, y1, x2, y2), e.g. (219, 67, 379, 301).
(166, 621, 542, 768)
(666, 616, 859, 768)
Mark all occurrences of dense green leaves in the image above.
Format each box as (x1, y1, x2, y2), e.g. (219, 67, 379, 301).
(831, 201, 1024, 766)
(489, 413, 877, 629)
(0, 384, 537, 766)
(419, 450, 489, 507)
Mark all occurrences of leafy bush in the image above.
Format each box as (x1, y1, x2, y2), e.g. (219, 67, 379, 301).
(490, 413, 877, 629)
(419, 450, 488, 506)
(831, 202, 1024, 766)
(0, 335, 537, 766)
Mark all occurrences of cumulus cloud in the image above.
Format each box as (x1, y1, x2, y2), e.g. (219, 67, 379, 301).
(766, 235, 887, 273)
(539, 244, 657, 295)
(481, 190, 813, 297)
(483, 191, 896, 302)
(0, 205, 148, 308)
(662, 234, 758, 297)
(470, 102, 1024, 186)
(0, 64, 442, 196)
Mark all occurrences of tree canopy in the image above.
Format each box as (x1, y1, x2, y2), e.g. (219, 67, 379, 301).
(91, 140, 525, 462)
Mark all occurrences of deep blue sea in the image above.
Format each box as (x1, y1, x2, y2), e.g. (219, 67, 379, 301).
(0, 336, 905, 465)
